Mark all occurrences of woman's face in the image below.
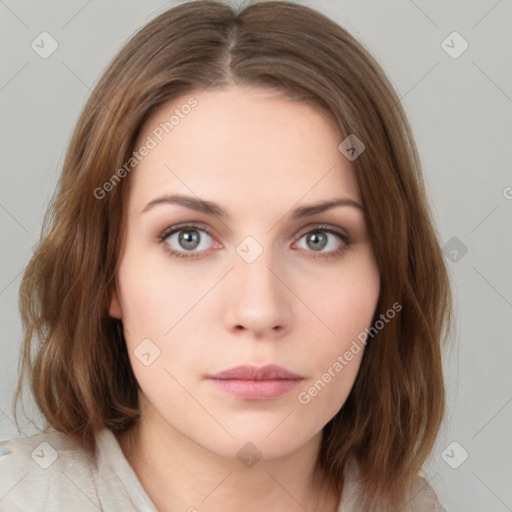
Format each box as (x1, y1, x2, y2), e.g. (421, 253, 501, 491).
(109, 85, 380, 460)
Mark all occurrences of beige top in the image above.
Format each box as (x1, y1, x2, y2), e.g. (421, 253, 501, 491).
(0, 428, 446, 511)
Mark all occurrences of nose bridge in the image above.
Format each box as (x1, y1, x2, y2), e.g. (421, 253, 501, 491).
(236, 245, 277, 296)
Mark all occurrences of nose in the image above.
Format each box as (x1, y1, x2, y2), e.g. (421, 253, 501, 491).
(223, 248, 293, 339)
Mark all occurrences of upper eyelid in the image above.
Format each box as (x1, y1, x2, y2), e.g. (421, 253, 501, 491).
(159, 222, 349, 245)
(159, 221, 212, 237)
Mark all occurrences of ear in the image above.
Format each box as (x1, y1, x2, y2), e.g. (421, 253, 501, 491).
(108, 284, 123, 319)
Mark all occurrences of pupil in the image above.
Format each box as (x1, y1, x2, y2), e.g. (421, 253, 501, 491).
(308, 232, 327, 250)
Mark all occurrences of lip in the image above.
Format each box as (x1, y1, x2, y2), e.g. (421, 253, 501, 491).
(207, 364, 304, 380)
(206, 364, 305, 400)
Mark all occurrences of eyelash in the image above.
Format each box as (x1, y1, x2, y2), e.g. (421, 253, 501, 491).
(157, 223, 351, 261)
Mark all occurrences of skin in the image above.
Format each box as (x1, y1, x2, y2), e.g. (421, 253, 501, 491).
(109, 85, 380, 512)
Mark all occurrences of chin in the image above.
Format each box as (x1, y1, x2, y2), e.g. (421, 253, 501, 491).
(195, 424, 319, 463)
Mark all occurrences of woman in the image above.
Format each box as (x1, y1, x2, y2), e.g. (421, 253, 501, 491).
(1, 1, 452, 510)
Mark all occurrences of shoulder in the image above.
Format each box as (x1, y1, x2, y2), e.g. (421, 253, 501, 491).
(339, 463, 446, 511)
(0, 429, 100, 511)
(401, 474, 446, 512)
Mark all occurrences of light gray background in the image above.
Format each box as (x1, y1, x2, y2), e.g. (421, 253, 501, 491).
(1, 1, 511, 511)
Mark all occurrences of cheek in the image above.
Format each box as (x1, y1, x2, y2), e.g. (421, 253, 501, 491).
(295, 289, 374, 421)
(116, 252, 201, 341)
(115, 254, 215, 388)
(295, 253, 379, 409)
(295, 354, 362, 422)
(117, 279, 170, 342)
(302, 251, 380, 346)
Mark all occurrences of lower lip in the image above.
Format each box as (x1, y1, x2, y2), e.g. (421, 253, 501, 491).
(207, 378, 303, 400)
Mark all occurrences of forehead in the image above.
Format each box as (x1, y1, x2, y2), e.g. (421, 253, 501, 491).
(129, 86, 360, 216)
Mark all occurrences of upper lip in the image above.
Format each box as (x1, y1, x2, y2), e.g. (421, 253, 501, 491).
(207, 364, 304, 380)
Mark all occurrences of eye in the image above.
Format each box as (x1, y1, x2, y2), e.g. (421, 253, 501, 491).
(158, 224, 217, 260)
(157, 223, 351, 261)
(294, 225, 351, 260)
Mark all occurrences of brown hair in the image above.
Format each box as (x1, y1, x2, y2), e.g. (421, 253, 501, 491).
(13, 1, 453, 510)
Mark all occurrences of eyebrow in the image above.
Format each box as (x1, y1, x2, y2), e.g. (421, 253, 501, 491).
(141, 193, 364, 219)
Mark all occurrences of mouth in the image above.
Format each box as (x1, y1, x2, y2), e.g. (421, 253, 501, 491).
(205, 364, 305, 400)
